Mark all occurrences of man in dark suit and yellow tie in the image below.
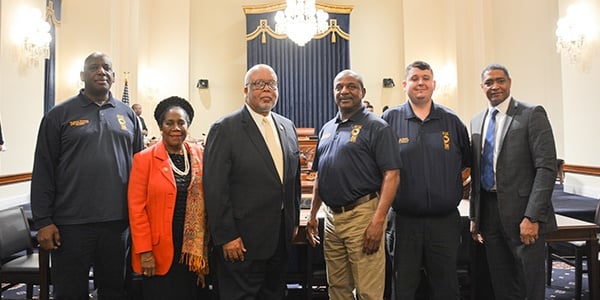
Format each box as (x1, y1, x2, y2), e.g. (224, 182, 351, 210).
(469, 64, 557, 300)
(203, 64, 301, 299)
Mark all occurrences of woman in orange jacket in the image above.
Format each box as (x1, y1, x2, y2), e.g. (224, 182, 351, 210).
(128, 96, 209, 299)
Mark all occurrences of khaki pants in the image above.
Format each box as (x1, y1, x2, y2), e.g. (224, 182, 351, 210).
(324, 198, 385, 300)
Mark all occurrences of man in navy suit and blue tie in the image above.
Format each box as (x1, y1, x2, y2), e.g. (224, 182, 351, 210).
(203, 64, 301, 299)
(469, 64, 557, 300)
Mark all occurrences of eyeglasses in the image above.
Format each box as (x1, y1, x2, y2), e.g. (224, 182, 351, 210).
(247, 80, 278, 91)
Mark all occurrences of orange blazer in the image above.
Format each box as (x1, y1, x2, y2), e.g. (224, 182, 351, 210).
(128, 140, 203, 275)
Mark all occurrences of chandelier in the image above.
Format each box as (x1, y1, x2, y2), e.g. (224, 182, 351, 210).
(17, 8, 52, 63)
(275, 0, 329, 46)
(555, 3, 596, 64)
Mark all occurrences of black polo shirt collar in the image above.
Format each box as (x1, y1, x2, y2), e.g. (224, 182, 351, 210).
(402, 100, 443, 122)
(76, 89, 117, 108)
(335, 108, 368, 124)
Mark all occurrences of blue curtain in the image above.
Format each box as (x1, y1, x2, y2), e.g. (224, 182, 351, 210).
(44, 0, 61, 113)
(246, 11, 350, 131)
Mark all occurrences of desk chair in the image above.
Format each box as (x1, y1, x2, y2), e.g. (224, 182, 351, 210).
(0, 206, 51, 300)
(546, 200, 600, 300)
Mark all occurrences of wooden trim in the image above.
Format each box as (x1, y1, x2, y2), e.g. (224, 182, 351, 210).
(563, 164, 600, 177)
(0, 173, 32, 186)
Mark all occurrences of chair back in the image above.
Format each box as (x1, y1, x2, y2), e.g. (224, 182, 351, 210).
(594, 200, 600, 226)
(0, 207, 33, 260)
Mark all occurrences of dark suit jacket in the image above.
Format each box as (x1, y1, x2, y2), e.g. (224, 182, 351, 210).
(470, 98, 557, 237)
(138, 116, 147, 131)
(203, 106, 301, 260)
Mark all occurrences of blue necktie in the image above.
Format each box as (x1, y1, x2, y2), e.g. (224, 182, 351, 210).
(481, 109, 498, 191)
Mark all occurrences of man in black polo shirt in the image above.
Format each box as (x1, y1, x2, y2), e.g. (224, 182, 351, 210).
(306, 69, 401, 300)
(382, 61, 471, 299)
(31, 52, 144, 299)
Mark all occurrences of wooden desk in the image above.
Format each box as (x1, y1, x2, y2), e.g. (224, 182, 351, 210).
(301, 179, 314, 194)
(547, 214, 599, 299)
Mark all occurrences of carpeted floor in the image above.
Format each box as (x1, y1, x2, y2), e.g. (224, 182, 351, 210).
(1, 261, 589, 300)
(546, 261, 590, 300)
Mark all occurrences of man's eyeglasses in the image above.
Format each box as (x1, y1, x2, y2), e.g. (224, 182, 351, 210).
(247, 80, 278, 91)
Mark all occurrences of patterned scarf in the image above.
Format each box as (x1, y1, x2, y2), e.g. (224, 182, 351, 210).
(179, 142, 210, 286)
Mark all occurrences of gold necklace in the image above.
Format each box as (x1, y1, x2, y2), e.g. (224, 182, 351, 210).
(168, 145, 190, 176)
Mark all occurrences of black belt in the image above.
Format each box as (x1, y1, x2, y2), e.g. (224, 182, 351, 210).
(328, 193, 378, 214)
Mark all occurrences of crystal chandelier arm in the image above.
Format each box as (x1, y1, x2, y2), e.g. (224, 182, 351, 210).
(554, 2, 597, 64)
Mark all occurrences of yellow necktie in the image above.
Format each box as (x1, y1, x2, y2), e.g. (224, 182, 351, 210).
(262, 117, 283, 182)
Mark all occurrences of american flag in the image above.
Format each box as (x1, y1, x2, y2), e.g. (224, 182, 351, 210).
(122, 78, 130, 104)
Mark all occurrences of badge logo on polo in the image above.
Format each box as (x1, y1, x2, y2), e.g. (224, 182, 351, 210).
(69, 119, 89, 127)
(117, 115, 128, 130)
(399, 137, 409, 144)
(442, 131, 450, 150)
(350, 125, 362, 143)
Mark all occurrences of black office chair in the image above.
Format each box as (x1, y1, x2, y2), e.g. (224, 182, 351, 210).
(0, 206, 51, 300)
(546, 200, 600, 300)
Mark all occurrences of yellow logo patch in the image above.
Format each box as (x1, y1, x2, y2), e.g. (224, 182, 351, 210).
(442, 131, 450, 150)
(117, 114, 128, 130)
(69, 120, 89, 127)
(350, 125, 362, 143)
(398, 137, 409, 144)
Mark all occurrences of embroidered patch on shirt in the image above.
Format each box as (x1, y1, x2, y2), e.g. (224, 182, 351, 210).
(117, 114, 128, 131)
(69, 119, 89, 127)
(399, 137, 409, 144)
(350, 125, 362, 143)
(442, 131, 450, 150)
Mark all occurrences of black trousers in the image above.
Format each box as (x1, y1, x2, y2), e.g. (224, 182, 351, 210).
(479, 190, 546, 300)
(215, 213, 288, 300)
(52, 220, 128, 300)
(393, 209, 461, 300)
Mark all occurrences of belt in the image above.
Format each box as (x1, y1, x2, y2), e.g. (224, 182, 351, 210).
(328, 193, 378, 214)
